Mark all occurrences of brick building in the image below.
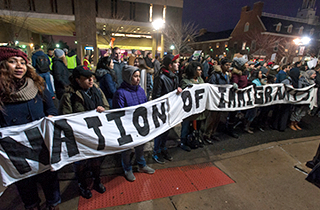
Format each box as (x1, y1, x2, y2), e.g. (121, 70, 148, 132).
(192, 1, 320, 63)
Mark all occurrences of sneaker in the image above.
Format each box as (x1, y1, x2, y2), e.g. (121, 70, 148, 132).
(152, 153, 165, 164)
(124, 170, 136, 182)
(138, 165, 155, 174)
(93, 182, 106, 194)
(203, 136, 213, 144)
(180, 143, 191, 151)
(79, 185, 92, 199)
(226, 129, 239, 138)
(161, 149, 173, 161)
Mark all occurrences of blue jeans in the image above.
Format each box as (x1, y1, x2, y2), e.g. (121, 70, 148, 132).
(153, 129, 170, 153)
(180, 120, 190, 139)
(39, 72, 54, 97)
(122, 144, 146, 172)
(15, 170, 61, 209)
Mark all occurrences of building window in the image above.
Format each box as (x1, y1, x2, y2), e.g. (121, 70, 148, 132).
(130, 2, 136, 20)
(29, 0, 35, 11)
(287, 24, 293, 33)
(216, 42, 220, 48)
(276, 22, 282, 32)
(50, 0, 57, 13)
(251, 40, 256, 51)
(163, 5, 166, 21)
(274, 41, 279, 52)
(95, 0, 98, 16)
(4, 0, 11, 9)
(242, 42, 247, 50)
(310, 28, 315, 36)
(149, 4, 153, 22)
(111, 0, 117, 17)
(71, 0, 75, 14)
(244, 22, 249, 32)
(299, 26, 304, 35)
(234, 42, 238, 51)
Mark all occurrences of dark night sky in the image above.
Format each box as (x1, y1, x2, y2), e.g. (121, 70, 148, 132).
(182, 0, 320, 32)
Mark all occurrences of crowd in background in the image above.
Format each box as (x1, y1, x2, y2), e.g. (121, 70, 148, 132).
(1, 44, 320, 209)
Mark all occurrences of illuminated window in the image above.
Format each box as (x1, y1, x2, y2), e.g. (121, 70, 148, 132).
(149, 4, 153, 22)
(310, 28, 315, 35)
(242, 42, 247, 50)
(287, 24, 293, 33)
(299, 26, 304, 35)
(276, 23, 282, 32)
(163, 5, 166, 21)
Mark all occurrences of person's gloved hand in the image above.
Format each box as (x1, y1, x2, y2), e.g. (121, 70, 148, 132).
(232, 83, 238, 90)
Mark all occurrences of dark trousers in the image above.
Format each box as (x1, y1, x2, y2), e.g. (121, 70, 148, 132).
(203, 111, 221, 137)
(15, 170, 60, 209)
(74, 157, 104, 188)
(153, 129, 170, 153)
(272, 104, 291, 131)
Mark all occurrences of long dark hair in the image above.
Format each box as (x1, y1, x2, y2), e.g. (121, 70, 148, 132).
(136, 57, 149, 70)
(0, 61, 45, 109)
(185, 61, 202, 79)
(97, 56, 112, 70)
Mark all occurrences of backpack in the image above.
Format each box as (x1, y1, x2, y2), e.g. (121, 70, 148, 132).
(186, 130, 201, 149)
(36, 55, 50, 73)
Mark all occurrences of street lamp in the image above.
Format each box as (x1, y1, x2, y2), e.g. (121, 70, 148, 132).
(293, 36, 311, 56)
(152, 19, 165, 30)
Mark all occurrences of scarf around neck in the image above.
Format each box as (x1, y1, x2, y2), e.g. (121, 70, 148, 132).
(5, 77, 39, 103)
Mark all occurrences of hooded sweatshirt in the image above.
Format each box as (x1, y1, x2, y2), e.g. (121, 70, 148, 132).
(112, 65, 147, 108)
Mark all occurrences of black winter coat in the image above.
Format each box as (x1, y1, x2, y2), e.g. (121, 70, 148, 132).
(52, 57, 71, 99)
(152, 67, 179, 99)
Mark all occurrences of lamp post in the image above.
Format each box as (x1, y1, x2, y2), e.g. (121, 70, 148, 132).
(152, 19, 165, 58)
(293, 37, 311, 57)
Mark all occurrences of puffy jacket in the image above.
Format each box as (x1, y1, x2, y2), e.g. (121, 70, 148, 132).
(52, 57, 70, 100)
(152, 67, 179, 99)
(207, 65, 231, 85)
(113, 81, 147, 108)
(231, 68, 249, 88)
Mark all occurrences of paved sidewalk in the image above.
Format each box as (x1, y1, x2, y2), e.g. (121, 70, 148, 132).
(1, 135, 320, 210)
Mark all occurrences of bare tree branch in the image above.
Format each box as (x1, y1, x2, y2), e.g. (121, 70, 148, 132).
(162, 22, 199, 54)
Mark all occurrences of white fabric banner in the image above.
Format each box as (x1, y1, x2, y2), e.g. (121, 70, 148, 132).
(0, 83, 317, 195)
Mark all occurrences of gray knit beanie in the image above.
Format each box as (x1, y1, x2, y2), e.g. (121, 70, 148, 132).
(54, 49, 65, 58)
(233, 57, 248, 69)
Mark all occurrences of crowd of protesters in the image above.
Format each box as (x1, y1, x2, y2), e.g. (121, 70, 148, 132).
(1, 44, 320, 209)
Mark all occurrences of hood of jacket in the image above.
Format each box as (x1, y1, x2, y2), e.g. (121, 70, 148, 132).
(32, 49, 45, 56)
(122, 65, 139, 85)
(232, 67, 242, 76)
(95, 68, 111, 81)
